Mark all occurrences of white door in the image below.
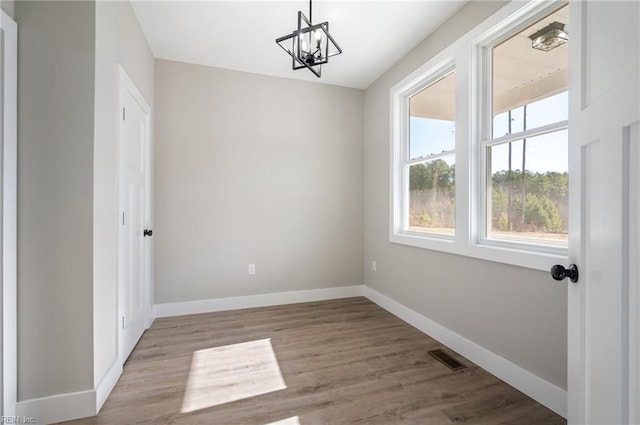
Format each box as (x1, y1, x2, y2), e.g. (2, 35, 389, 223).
(567, 1, 639, 424)
(119, 68, 151, 361)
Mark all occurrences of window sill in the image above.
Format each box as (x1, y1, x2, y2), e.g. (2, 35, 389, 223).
(390, 231, 567, 272)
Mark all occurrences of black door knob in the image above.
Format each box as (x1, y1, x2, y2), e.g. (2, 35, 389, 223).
(143, 229, 153, 237)
(550, 264, 578, 282)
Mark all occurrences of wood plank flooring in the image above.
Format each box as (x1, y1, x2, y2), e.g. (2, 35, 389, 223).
(58, 297, 566, 425)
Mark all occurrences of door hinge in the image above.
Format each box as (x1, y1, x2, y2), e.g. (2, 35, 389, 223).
(122, 316, 125, 330)
(122, 211, 125, 226)
(123, 107, 126, 121)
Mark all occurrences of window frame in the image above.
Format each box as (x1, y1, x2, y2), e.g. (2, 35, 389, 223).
(390, 0, 569, 271)
(404, 63, 457, 240)
(391, 59, 460, 251)
(476, 1, 570, 256)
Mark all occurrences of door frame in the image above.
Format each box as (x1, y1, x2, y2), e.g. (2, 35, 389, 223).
(117, 65, 153, 365)
(1, 9, 17, 417)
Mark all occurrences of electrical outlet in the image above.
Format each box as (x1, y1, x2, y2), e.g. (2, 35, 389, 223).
(248, 264, 256, 275)
(372, 260, 377, 272)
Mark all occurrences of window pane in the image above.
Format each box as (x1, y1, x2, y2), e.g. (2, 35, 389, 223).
(492, 4, 569, 137)
(409, 72, 455, 159)
(493, 106, 525, 138)
(488, 130, 568, 246)
(526, 91, 568, 128)
(409, 157, 455, 234)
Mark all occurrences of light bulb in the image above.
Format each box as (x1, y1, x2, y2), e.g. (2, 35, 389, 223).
(315, 30, 323, 48)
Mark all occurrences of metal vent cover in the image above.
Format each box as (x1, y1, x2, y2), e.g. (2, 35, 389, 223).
(428, 348, 467, 371)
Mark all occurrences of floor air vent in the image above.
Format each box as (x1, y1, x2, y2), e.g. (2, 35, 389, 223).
(428, 349, 467, 371)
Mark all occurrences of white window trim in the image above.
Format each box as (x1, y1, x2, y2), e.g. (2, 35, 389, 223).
(395, 61, 457, 243)
(390, 0, 569, 271)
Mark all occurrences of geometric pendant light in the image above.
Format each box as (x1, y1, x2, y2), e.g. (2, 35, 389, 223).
(275, 0, 343, 77)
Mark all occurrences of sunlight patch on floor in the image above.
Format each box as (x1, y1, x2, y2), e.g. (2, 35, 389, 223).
(264, 416, 301, 425)
(181, 338, 286, 413)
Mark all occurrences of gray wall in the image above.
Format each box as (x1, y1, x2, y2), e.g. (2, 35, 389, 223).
(16, 1, 95, 399)
(154, 60, 363, 303)
(1, 0, 14, 18)
(93, 0, 154, 385)
(363, 1, 568, 389)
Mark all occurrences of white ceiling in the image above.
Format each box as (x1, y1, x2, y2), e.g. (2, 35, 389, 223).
(129, 1, 467, 89)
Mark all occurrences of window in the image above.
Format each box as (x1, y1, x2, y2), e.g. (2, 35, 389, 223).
(482, 4, 569, 250)
(391, 1, 569, 271)
(391, 62, 457, 248)
(408, 70, 456, 236)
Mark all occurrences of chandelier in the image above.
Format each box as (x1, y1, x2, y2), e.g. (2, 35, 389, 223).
(275, 0, 343, 78)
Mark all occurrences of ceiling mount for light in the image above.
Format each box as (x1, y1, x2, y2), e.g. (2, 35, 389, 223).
(528, 21, 568, 52)
(275, 0, 343, 78)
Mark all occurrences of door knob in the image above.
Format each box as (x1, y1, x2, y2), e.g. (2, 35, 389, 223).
(550, 264, 578, 283)
(143, 229, 153, 237)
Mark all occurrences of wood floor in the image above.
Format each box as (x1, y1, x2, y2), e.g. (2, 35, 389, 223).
(59, 297, 566, 425)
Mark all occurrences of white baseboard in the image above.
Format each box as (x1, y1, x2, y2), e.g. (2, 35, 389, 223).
(95, 360, 123, 412)
(16, 389, 95, 425)
(363, 286, 568, 418)
(16, 361, 123, 424)
(153, 285, 365, 318)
